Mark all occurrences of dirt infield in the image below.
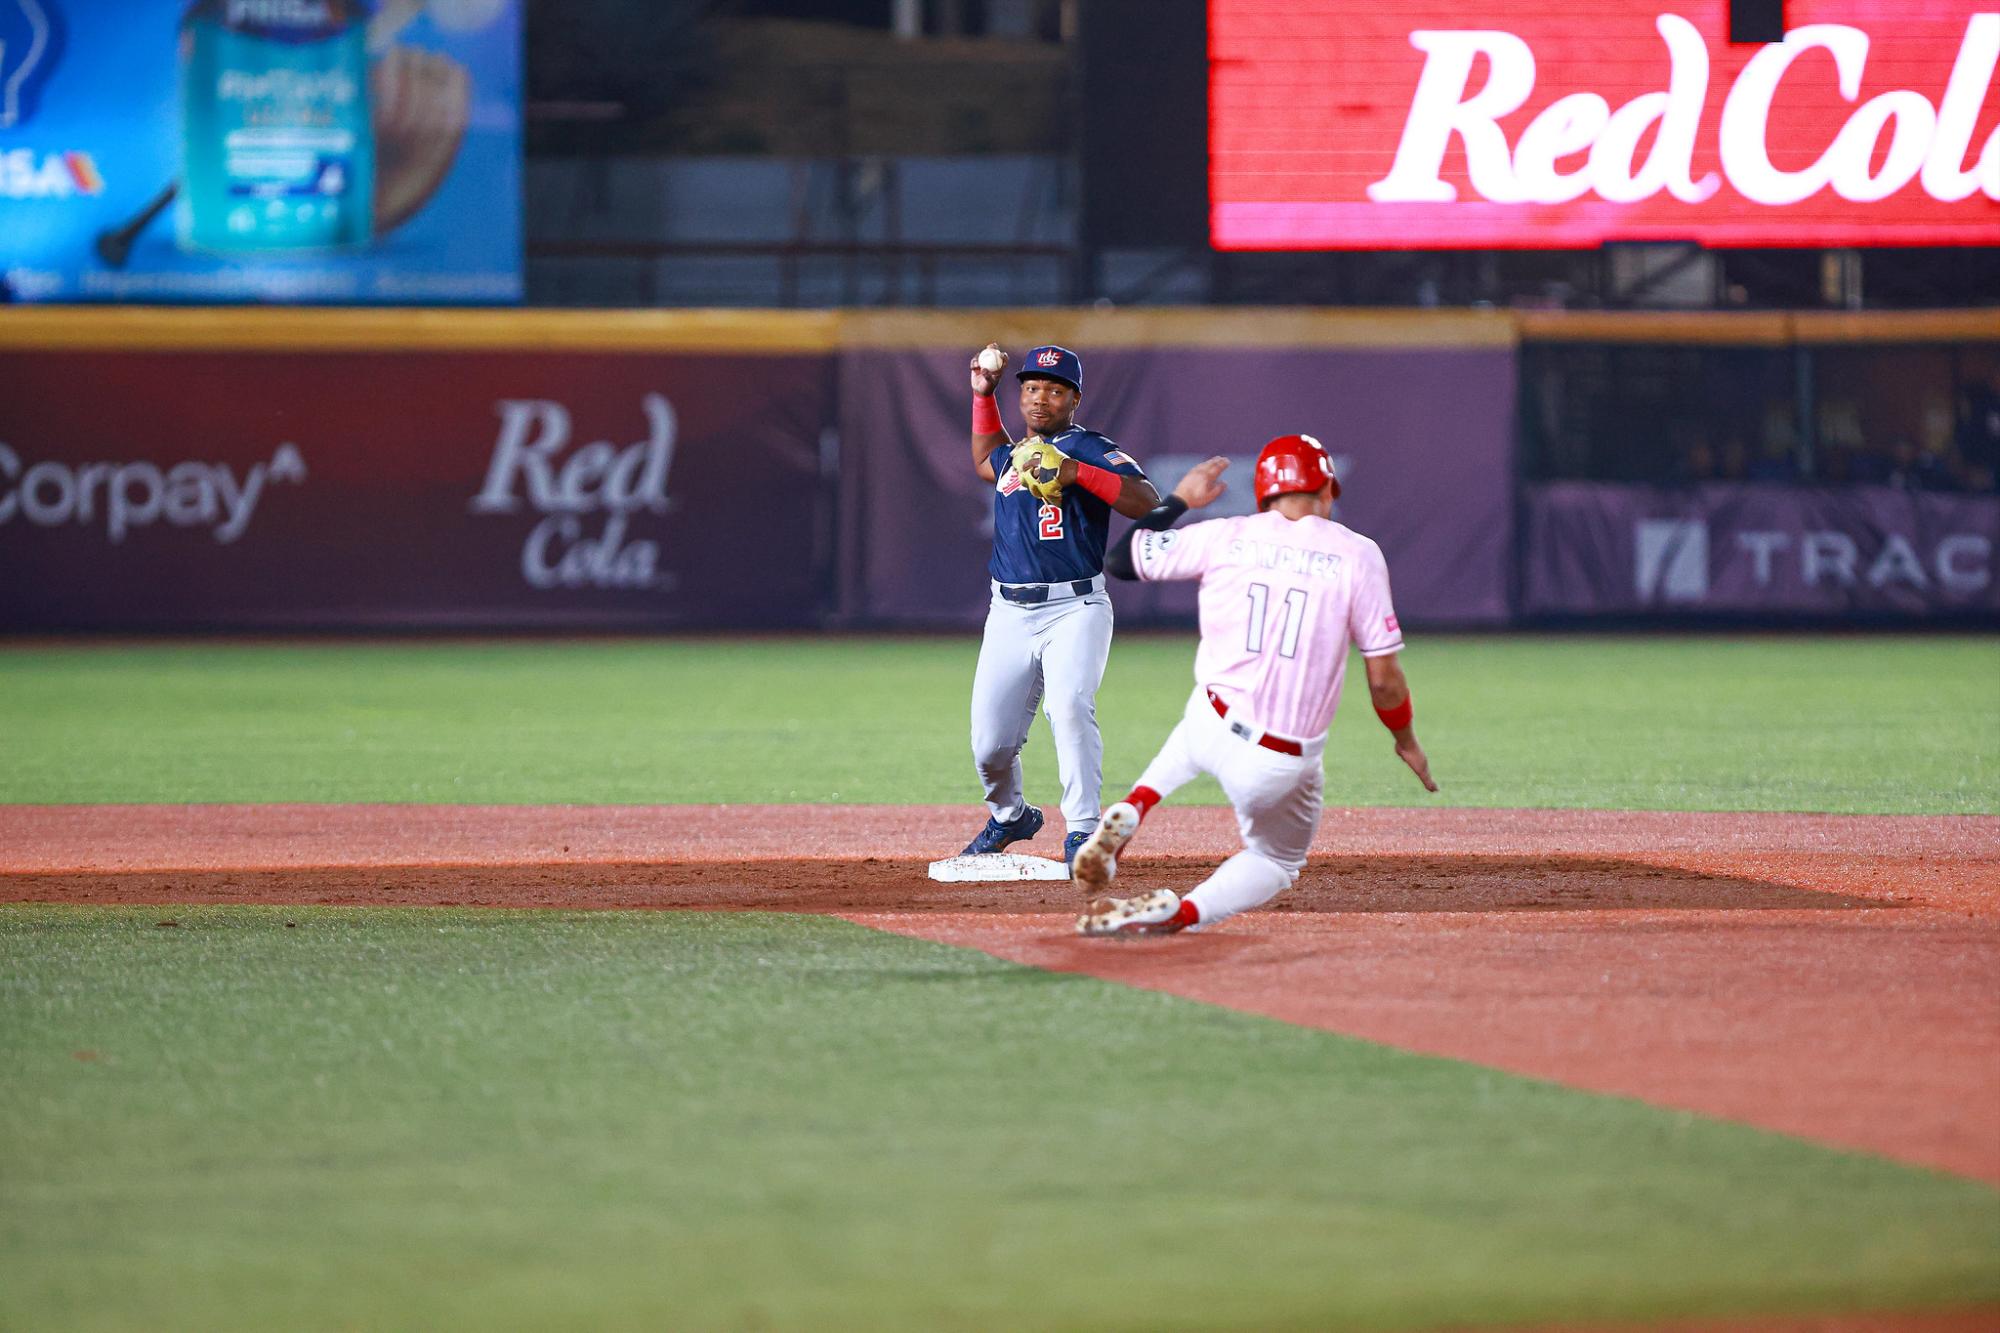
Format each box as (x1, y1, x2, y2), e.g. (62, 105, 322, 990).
(5, 802, 1997, 1188)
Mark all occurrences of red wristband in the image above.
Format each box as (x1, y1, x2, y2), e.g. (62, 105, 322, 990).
(1374, 693, 1413, 732)
(972, 394, 1002, 435)
(1075, 463, 1122, 505)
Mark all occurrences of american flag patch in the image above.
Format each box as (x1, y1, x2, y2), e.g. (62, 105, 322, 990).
(1103, 450, 1136, 468)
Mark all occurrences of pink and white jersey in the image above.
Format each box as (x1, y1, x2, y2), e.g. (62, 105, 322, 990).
(1131, 510, 1403, 740)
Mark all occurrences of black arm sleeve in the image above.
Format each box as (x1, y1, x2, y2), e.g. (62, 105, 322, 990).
(1104, 495, 1190, 581)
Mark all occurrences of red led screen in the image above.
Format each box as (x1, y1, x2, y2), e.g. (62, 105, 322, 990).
(1211, 1, 2000, 249)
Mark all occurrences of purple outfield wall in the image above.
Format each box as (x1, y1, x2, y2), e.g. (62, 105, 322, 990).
(0, 324, 1515, 630)
(838, 346, 1516, 626)
(1522, 482, 2000, 617)
(11, 308, 1991, 631)
(0, 350, 835, 629)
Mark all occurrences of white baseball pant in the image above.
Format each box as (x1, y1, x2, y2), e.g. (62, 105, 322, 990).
(1132, 685, 1324, 927)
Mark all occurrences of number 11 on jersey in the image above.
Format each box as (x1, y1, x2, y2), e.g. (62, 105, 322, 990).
(1246, 582, 1307, 657)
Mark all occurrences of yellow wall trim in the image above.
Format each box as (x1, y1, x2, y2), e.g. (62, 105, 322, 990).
(839, 307, 1517, 349)
(1519, 308, 2000, 345)
(0, 307, 843, 353)
(0, 304, 1991, 354)
(1789, 310, 2000, 344)
(1514, 311, 1794, 345)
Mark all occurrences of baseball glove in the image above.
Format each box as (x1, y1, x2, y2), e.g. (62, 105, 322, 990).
(1010, 436, 1069, 503)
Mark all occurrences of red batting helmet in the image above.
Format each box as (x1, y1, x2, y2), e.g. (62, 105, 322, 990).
(1253, 434, 1339, 507)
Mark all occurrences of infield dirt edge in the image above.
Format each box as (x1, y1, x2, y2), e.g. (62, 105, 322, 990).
(5, 802, 1997, 1188)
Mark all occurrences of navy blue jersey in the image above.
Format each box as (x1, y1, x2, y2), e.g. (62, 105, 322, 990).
(988, 426, 1147, 584)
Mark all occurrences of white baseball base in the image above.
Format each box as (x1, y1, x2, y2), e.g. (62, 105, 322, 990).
(927, 853, 1071, 882)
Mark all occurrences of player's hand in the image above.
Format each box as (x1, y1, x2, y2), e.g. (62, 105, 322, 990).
(1172, 457, 1230, 509)
(1011, 436, 1068, 502)
(970, 343, 1007, 397)
(1395, 736, 1439, 792)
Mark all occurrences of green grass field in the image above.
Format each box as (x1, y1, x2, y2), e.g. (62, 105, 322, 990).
(3, 634, 1997, 1329)
(5, 907, 1996, 1331)
(0, 634, 1994, 812)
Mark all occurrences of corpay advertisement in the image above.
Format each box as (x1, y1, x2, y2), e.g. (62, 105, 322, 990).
(0, 0, 520, 303)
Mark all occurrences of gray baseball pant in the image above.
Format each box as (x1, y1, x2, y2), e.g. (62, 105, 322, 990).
(968, 582, 1112, 839)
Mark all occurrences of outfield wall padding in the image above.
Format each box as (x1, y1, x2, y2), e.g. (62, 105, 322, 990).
(0, 350, 836, 629)
(1522, 482, 2000, 618)
(838, 346, 1515, 626)
(4, 306, 1993, 631)
(0, 325, 1514, 630)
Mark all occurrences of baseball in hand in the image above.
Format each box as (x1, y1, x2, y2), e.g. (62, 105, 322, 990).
(977, 348, 1006, 373)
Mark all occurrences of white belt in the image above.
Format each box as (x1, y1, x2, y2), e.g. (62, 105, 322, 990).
(992, 573, 1106, 605)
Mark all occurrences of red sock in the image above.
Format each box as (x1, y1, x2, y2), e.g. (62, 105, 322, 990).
(1170, 899, 1200, 928)
(1125, 786, 1162, 820)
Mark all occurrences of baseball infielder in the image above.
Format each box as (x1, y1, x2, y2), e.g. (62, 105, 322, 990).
(961, 343, 1161, 864)
(1070, 434, 1438, 934)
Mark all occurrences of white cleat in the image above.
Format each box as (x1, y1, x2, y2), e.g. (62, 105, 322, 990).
(1070, 800, 1140, 895)
(1076, 887, 1183, 937)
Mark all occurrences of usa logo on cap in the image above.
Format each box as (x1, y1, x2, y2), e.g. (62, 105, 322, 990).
(1017, 345, 1082, 392)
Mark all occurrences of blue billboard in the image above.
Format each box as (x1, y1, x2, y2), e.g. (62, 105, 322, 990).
(0, 0, 520, 304)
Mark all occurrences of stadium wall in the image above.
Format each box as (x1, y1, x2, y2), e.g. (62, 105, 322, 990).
(0, 308, 1992, 631)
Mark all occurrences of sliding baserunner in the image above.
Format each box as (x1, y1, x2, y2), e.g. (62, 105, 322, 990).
(1072, 434, 1438, 935)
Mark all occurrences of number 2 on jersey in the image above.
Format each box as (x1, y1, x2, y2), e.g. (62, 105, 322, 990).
(1037, 504, 1064, 541)
(1245, 582, 1307, 657)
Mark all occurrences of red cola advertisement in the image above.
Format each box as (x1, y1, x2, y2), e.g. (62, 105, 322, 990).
(0, 351, 833, 628)
(1211, 0, 2000, 249)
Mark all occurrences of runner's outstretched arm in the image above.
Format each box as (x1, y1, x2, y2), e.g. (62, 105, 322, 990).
(1105, 457, 1229, 579)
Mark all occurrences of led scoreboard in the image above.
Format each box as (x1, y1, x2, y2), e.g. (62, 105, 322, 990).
(1210, 1, 2000, 249)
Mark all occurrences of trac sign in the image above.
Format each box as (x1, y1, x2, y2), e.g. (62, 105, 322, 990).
(1210, 1, 2000, 249)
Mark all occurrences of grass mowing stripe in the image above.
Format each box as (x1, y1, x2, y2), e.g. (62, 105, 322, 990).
(2, 905, 1995, 1331)
(0, 635, 1994, 812)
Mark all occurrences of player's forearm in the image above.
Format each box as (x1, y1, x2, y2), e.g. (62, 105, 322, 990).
(1371, 661, 1436, 789)
(1364, 654, 1411, 711)
(1368, 674, 1410, 712)
(1132, 494, 1190, 532)
(1111, 475, 1163, 517)
(971, 385, 1012, 480)
(1103, 495, 1190, 580)
(1359, 621, 1438, 793)
(1366, 656, 1418, 735)
(1058, 461, 1158, 517)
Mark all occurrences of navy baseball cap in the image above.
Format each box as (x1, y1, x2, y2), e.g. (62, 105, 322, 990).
(1017, 345, 1082, 393)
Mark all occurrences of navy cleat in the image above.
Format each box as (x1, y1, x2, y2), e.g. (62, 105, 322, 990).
(962, 805, 1044, 855)
(1063, 830, 1089, 868)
